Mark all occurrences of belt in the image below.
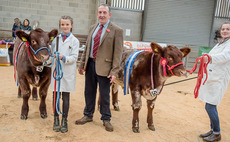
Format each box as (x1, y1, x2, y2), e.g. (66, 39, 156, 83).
(90, 57, 96, 62)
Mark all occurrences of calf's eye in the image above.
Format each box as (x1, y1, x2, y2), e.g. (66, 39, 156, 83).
(169, 57, 173, 61)
(31, 40, 37, 44)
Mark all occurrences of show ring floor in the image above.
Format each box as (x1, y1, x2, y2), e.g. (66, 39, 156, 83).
(0, 66, 230, 142)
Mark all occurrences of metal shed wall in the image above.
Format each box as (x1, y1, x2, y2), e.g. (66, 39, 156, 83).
(142, 0, 216, 46)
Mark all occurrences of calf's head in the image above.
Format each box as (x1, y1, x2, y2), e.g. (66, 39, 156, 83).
(16, 28, 58, 62)
(151, 42, 191, 77)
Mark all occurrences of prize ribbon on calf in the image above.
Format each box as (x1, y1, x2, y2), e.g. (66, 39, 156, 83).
(124, 50, 144, 95)
(14, 42, 24, 87)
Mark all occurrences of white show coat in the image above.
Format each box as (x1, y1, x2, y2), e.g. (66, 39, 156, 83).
(198, 39, 230, 105)
(50, 33, 79, 92)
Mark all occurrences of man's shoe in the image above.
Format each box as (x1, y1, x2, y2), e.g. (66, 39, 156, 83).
(53, 116, 60, 132)
(60, 118, 68, 133)
(103, 121, 114, 132)
(199, 130, 213, 138)
(75, 116, 93, 125)
(203, 133, 221, 142)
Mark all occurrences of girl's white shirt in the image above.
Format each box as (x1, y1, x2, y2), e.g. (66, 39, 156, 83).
(50, 33, 80, 92)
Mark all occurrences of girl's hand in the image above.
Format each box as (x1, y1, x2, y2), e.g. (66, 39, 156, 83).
(54, 53, 63, 60)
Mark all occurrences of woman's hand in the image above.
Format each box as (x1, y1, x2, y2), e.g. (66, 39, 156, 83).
(203, 55, 211, 63)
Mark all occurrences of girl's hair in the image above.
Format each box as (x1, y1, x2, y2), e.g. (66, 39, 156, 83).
(59, 15, 73, 32)
(23, 19, 30, 26)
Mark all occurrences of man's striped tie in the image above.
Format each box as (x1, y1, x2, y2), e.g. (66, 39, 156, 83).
(93, 25, 103, 58)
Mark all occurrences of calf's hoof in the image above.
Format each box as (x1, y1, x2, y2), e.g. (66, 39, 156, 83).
(18, 96, 22, 98)
(114, 106, 120, 111)
(32, 97, 38, 101)
(132, 128, 140, 133)
(113, 103, 120, 111)
(148, 125, 155, 131)
(20, 115, 27, 120)
(41, 113, 47, 119)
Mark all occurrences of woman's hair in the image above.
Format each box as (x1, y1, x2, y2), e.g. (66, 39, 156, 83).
(219, 21, 230, 39)
(14, 18, 20, 26)
(23, 19, 30, 26)
(219, 21, 230, 31)
(59, 15, 73, 32)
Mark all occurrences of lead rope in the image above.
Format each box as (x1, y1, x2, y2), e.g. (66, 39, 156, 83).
(53, 36, 63, 114)
(186, 54, 211, 98)
(53, 52, 63, 114)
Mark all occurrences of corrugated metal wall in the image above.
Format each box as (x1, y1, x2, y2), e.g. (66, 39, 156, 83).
(110, 0, 145, 10)
(142, 0, 216, 46)
(215, 0, 230, 18)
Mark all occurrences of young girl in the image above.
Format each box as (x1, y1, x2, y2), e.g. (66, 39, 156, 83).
(51, 16, 79, 133)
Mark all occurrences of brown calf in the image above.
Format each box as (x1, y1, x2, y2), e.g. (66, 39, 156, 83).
(14, 28, 58, 119)
(113, 42, 191, 133)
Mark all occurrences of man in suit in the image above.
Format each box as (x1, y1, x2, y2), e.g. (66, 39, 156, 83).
(75, 4, 123, 132)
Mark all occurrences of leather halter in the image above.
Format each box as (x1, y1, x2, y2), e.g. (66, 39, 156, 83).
(151, 54, 184, 90)
(160, 57, 184, 76)
(25, 41, 51, 62)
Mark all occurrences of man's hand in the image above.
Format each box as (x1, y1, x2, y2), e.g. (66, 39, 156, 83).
(107, 75, 116, 83)
(78, 68, 84, 75)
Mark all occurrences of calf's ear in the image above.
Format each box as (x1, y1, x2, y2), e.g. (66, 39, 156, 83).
(180, 47, 191, 57)
(150, 42, 163, 55)
(16, 30, 30, 42)
(48, 29, 58, 42)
